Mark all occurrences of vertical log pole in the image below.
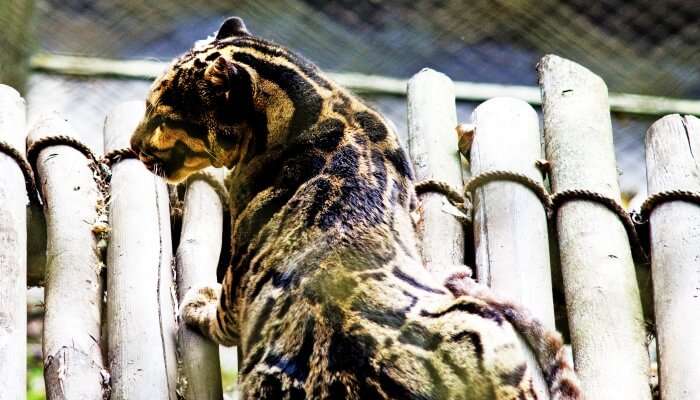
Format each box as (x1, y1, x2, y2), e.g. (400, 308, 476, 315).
(104, 101, 178, 399)
(176, 169, 225, 399)
(28, 113, 108, 399)
(538, 55, 650, 399)
(407, 68, 465, 271)
(0, 85, 27, 400)
(645, 114, 700, 399)
(469, 97, 554, 398)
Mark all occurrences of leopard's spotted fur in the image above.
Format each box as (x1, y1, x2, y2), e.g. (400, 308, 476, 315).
(130, 17, 582, 400)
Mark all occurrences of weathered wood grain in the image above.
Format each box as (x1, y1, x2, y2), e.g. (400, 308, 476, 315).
(0, 84, 27, 400)
(538, 54, 651, 399)
(28, 112, 109, 399)
(470, 97, 554, 398)
(104, 101, 178, 399)
(407, 68, 465, 271)
(176, 169, 225, 400)
(645, 114, 700, 400)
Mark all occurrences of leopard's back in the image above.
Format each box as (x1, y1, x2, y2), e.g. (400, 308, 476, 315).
(237, 236, 538, 400)
(134, 16, 581, 400)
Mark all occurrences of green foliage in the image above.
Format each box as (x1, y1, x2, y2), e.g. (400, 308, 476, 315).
(27, 351, 45, 400)
(222, 368, 238, 394)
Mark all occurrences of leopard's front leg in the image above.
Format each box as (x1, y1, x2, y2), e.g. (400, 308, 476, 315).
(179, 283, 239, 346)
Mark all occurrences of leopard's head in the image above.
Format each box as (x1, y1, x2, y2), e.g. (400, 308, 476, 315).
(130, 16, 259, 183)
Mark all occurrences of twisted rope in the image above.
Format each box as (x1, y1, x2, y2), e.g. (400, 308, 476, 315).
(27, 135, 99, 173)
(0, 140, 39, 204)
(414, 179, 472, 224)
(418, 167, 653, 264)
(638, 189, 700, 223)
(551, 189, 648, 263)
(464, 170, 553, 210)
(27, 135, 107, 203)
(102, 147, 138, 168)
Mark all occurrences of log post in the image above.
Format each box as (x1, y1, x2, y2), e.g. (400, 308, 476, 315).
(28, 112, 109, 399)
(176, 169, 225, 399)
(0, 84, 27, 400)
(469, 97, 554, 398)
(104, 101, 178, 399)
(538, 54, 651, 399)
(407, 68, 465, 271)
(645, 114, 700, 399)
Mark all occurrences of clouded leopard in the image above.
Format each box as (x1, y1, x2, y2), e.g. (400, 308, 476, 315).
(130, 16, 582, 400)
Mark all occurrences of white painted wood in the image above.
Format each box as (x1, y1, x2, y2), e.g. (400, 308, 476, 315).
(407, 68, 465, 271)
(104, 101, 178, 399)
(645, 114, 700, 400)
(538, 54, 651, 400)
(28, 112, 108, 399)
(176, 169, 225, 400)
(470, 97, 554, 398)
(0, 84, 27, 400)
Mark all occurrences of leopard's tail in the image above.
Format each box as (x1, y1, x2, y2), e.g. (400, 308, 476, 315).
(445, 275, 582, 399)
(493, 300, 583, 400)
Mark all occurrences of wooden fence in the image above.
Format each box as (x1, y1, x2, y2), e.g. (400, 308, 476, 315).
(0, 54, 697, 399)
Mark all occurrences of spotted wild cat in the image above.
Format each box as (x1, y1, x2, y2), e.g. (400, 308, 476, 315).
(130, 16, 582, 400)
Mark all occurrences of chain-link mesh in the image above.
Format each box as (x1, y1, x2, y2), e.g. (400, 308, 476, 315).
(4, 0, 696, 193)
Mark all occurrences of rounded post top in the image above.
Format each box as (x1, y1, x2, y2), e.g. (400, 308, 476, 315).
(408, 68, 453, 88)
(27, 111, 77, 146)
(644, 113, 682, 142)
(538, 54, 608, 93)
(0, 84, 22, 99)
(475, 97, 538, 118)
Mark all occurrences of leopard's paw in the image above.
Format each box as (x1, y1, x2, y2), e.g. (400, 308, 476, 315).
(179, 284, 222, 335)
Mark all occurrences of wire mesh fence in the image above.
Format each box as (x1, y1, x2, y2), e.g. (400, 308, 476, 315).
(4, 0, 698, 192)
(2, 2, 693, 398)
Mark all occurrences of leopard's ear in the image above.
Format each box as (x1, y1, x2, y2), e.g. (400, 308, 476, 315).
(216, 16, 250, 39)
(205, 56, 238, 88)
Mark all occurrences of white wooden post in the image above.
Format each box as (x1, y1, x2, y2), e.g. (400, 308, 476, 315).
(0, 84, 27, 400)
(538, 54, 651, 399)
(407, 68, 465, 271)
(645, 114, 700, 400)
(104, 101, 178, 399)
(176, 169, 225, 399)
(470, 97, 554, 398)
(28, 112, 108, 399)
